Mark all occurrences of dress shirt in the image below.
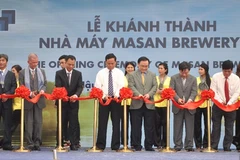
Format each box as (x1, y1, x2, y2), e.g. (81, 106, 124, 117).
(95, 67, 125, 98)
(210, 72, 240, 105)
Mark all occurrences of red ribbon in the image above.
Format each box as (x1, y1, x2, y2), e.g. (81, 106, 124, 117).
(1, 86, 239, 112)
(170, 89, 213, 110)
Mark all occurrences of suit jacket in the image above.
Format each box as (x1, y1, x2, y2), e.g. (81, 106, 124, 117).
(55, 69, 83, 108)
(170, 73, 197, 114)
(19, 68, 47, 109)
(1, 70, 17, 109)
(128, 70, 157, 110)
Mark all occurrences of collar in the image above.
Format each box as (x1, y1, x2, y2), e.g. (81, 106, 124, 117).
(107, 68, 115, 72)
(138, 70, 147, 74)
(221, 72, 231, 80)
(65, 68, 73, 74)
(29, 67, 36, 72)
(0, 68, 6, 74)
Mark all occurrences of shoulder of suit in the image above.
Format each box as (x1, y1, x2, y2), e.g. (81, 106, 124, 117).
(73, 69, 81, 73)
(56, 68, 65, 73)
(40, 68, 45, 71)
(188, 74, 196, 79)
(5, 70, 14, 76)
(146, 70, 155, 75)
(171, 74, 179, 79)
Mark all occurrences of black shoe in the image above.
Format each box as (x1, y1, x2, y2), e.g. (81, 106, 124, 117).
(157, 146, 162, 149)
(186, 148, 194, 152)
(145, 148, 155, 151)
(223, 147, 231, 152)
(2, 145, 13, 151)
(232, 137, 239, 146)
(111, 148, 119, 151)
(70, 145, 78, 151)
(134, 147, 142, 151)
(237, 146, 240, 150)
(27, 145, 35, 151)
(174, 148, 181, 152)
(0, 139, 3, 148)
(34, 146, 41, 151)
(76, 143, 81, 148)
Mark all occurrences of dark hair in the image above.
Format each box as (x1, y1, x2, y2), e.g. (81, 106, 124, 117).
(158, 62, 168, 75)
(137, 56, 150, 64)
(236, 64, 240, 78)
(66, 55, 76, 61)
(222, 60, 233, 70)
(124, 61, 136, 75)
(58, 55, 68, 61)
(12, 65, 22, 73)
(200, 63, 211, 88)
(179, 61, 191, 71)
(0, 54, 8, 62)
(105, 53, 116, 61)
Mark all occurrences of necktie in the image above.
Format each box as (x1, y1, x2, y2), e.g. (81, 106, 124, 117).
(0, 71, 3, 91)
(31, 70, 35, 79)
(141, 73, 145, 85)
(67, 72, 71, 85)
(108, 70, 113, 97)
(0, 71, 3, 84)
(224, 78, 230, 103)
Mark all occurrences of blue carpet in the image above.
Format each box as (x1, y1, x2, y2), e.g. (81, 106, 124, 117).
(0, 147, 239, 160)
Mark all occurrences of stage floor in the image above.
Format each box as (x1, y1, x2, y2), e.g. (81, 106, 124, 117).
(0, 147, 239, 160)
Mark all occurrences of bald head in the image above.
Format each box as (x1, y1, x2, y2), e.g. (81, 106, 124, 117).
(28, 53, 38, 60)
(28, 53, 39, 69)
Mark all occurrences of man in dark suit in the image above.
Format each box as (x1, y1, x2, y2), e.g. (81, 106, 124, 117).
(19, 53, 47, 151)
(128, 56, 157, 151)
(0, 54, 17, 150)
(170, 61, 197, 152)
(55, 55, 83, 151)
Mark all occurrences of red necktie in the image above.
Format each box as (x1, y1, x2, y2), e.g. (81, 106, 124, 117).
(224, 78, 230, 103)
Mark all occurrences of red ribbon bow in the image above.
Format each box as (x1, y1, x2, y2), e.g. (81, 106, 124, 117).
(161, 88, 176, 100)
(119, 87, 133, 99)
(15, 85, 31, 98)
(89, 87, 103, 99)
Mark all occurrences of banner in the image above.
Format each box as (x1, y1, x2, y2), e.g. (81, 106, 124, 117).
(0, 0, 239, 147)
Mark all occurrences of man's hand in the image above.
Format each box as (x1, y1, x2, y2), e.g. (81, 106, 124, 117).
(39, 90, 45, 94)
(143, 94, 150, 99)
(178, 98, 185, 104)
(70, 94, 78, 102)
(30, 91, 36, 98)
(1, 94, 7, 102)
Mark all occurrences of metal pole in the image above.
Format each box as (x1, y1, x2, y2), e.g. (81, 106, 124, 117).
(118, 99, 133, 152)
(55, 99, 68, 152)
(202, 99, 216, 152)
(87, 99, 102, 152)
(160, 99, 175, 152)
(14, 98, 30, 152)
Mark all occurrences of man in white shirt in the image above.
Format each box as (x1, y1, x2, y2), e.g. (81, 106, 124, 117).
(211, 60, 240, 151)
(94, 53, 125, 150)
